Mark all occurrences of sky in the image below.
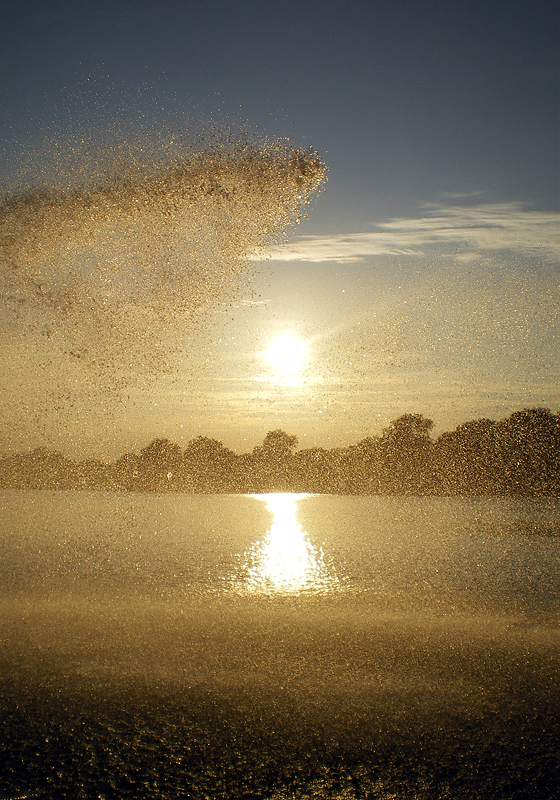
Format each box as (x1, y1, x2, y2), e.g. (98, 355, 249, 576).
(0, 0, 558, 459)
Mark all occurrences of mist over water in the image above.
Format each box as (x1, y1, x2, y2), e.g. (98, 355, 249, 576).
(1, 492, 559, 799)
(0, 125, 326, 444)
(1, 105, 558, 799)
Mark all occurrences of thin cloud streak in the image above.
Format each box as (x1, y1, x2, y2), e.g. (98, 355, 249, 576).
(262, 204, 560, 263)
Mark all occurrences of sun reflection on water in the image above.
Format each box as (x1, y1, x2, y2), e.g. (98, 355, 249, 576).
(239, 493, 338, 594)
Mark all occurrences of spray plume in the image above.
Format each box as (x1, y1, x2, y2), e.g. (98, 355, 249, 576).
(1, 135, 326, 375)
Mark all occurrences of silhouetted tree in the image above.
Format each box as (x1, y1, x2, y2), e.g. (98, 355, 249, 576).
(1, 407, 558, 495)
(341, 437, 382, 494)
(134, 438, 184, 491)
(251, 429, 298, 491)
(114, 452, 142, 491)
(257, 430, 298, 459)
(496, 408, 560, 495)
(77, 459, 115, 490)
(435, 418, 503, 494)
(379, 414, 435, 493)
(183, 436, 237, 492)
(0, 448, 79, 489)
(293, 446, 345, 493)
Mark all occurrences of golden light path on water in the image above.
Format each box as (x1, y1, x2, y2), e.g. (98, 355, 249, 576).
(240, 494, 338, 594)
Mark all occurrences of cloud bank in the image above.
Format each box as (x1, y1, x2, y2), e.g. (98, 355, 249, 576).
(263, 203, 560, 263)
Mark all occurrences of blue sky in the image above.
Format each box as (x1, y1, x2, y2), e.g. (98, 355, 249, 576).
(2, 0, 557, 222)
(0, 0, 558, 457)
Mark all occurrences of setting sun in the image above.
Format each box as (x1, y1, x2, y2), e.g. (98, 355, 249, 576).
(264, 332, 307, 378)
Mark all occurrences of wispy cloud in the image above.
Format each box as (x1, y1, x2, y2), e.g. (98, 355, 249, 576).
(261, 203, 560, 263)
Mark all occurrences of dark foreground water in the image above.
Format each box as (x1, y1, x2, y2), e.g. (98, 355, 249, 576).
(1, 492, 559, 799)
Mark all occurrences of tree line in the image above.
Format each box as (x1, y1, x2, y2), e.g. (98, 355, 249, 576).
(1, 408, 559, 495)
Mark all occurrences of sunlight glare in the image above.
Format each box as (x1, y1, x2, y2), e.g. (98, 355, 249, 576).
(264, 333, 307, 378)
(243, 494, 337, 593)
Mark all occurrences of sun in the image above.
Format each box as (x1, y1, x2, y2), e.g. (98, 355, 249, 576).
(264, 332, 307, 379)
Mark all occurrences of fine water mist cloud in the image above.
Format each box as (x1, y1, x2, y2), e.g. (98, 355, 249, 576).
(0, 137, 326, 370)
(0, 125, 326, 450)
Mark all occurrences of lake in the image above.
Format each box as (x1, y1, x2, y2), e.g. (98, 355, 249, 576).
(1, 491, 559, 799)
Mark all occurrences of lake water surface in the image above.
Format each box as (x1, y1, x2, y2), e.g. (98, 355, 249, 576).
(1, 492, 559, 798)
